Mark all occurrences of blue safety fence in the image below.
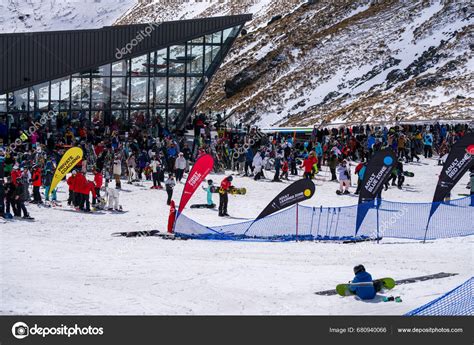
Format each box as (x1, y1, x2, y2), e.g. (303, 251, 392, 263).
(174, 196, 474, 241)
(406, 277, 473, 316)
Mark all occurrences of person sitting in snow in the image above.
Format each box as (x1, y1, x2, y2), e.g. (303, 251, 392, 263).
(349, 265, 377, 300)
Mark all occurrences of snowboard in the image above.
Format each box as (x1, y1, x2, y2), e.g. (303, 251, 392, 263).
(403, 171, 415, 177)
(227, 187, 247, 195)
(190, 203, 216, 209)
(13, 216, 35, 222)
(111, 230, 186, 240)
(336, 277, 395, 297)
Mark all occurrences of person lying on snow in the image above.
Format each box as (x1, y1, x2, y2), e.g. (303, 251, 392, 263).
(349, 265, 377, 300)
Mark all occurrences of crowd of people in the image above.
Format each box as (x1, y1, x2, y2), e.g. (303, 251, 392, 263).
(0, 110, 472, 220)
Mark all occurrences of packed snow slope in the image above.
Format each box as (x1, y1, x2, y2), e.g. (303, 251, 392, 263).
(0, 0, 137, 33)
(119, 0, 473, 127)
(1, 157, 472, 315)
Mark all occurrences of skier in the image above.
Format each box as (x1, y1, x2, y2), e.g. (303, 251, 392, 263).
(349, 265, 376, 300)
(113, 156, 122, 189)
(67, 170, 77, 206)
(252, 152, 264, 181)
(336, 160, 351, 195)
(165, 173, 176, 206)
(423, 131, 433, 158)
(218, 175, 233, 217)
(328, 153, 338, 181)
(14, 177, 32, 219)
(126, 153, 137, 184)
(150, 156, 162, 189)
(280, 159, 289, 180)
(31, 164, 42, 204)
(174, 152, 187, 183)
(273, 151, 282, 182)
(92, 167, 103, 205)
(74, 170, 87, 208)
(4, 176, 16, 217)
(301, 152, 317, 180)
(43, 167, 57, 202)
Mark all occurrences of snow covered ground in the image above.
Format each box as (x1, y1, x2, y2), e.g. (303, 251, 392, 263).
(1, 157, 472, 315)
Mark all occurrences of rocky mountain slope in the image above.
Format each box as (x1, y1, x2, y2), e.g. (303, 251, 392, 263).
(0, 0, 136, 33)
(120, 0, 473, 127)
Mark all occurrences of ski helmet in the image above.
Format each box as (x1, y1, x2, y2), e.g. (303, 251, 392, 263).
(353, 264, 365, 275)
(227, 176, 233, 181)
(207, 179, 213, 185)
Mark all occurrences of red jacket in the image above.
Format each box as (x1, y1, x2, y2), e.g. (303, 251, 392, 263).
(301, 156, 317, 173)
(11, 170, 21, 186)
(220, 177, 232, 191)
(67, 175, 76, 191)
(74, 173, 88, 195)
(32, 169, 42, 187)
(282, 161, 289, 172)
(94, 172, 103, 189)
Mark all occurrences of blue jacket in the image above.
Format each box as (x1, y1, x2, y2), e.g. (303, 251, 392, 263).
(349, 271, 376, 300)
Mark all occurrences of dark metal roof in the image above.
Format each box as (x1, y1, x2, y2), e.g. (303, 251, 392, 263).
(0, 14, 252, 94)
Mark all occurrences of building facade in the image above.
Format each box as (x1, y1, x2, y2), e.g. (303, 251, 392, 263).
(0, 15, 251, 143)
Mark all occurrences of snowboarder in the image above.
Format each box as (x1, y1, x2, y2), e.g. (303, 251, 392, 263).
(202, 179, 216, 208)
(165, 173, 176, 206)
(280, 159, 289, 180)
(349, 265, 376, 300)
(218, 175, 233, 217)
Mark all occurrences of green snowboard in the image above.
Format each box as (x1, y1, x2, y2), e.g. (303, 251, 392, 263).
(336, 277, 395, 297)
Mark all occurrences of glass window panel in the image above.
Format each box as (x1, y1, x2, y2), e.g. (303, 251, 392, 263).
(168, 108, 182, 126)
(31, 82, 49, 111)
(9, 88, 28, 111)
(223, 28, 233, 43)
(154, 77, 167, 104)
(154, 49, 168, 75)
(0, 94, 6, 112)
(91, 64, 111, 76)
(130, 77, 148, 108)
(169, 45, 186, 74)
(131, 110, 147, 126)
(60, 78, 71, 110)
(112, 110, 127, 124)
(191, 36, 203, 44)
(131, 54, 148, 76)
(168, 77, 184, 104)
(91, 77, 110, 109)
(111, 77, 129, 109)
(212, 31, 222, 44)
(81, 78, 90, 109)
(187, 44, 204, 74)
(91, 110, 104, 125)
(71, 78, 82, 109)
(186, 77, 201, 103)
(112, 60, 129, 76)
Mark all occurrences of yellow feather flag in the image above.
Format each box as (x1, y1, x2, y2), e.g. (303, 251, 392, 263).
(49, 147, 83, 197)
